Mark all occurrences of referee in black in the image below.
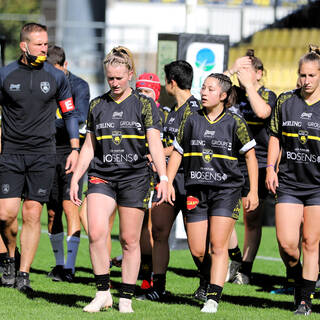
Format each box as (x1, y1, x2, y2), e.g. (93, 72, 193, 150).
(0, 22, 79, 292)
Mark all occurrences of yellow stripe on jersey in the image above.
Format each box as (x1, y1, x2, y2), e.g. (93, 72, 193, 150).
(246, 121, 264, 125)
(96, 134, 145, 141)
(184, 152, 237, 160)
(282, 131, 320, 141)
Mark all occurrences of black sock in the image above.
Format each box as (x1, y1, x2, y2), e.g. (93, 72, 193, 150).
(286, 262, 302, 286)
(199, 253, 211, 283)
(239, 261, 253, 277)
(153, 273, 166, 292)
(0, 252, 8, 263)
(300, 278, 315, 308)
(228, 246, 242, 262)
(207, 284, 223, 303)
(119, 283, 135, 299)
(94, 274, 110, 291)
(140, 254, 152, 282)
(17, 271, 29, 278)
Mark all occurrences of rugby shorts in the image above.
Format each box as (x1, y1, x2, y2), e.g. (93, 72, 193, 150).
(87, 174, 152, 209)
(0, 154, 56, 203)
(276, 190, 320, 206)
(185, 186, 242, 223)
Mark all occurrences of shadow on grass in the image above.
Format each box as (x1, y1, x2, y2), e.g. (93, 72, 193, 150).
(24, 289, 92, 308)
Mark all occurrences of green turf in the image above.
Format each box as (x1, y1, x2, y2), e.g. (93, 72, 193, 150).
(0, 207, 318, 319)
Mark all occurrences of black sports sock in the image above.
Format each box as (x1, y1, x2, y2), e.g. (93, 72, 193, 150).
(152, 273, 166, 292)
(300, 278, 315, 308)
(94, 273, 110, 291)
(207, 284, 223, 303)
(140, 254, 152, 282)
(286, 262, 302, 286)
(228, 246, 242, 262)
(119, 283, 135, 299)
(239, 261, 253, 277)
(200, 253, 211, 283)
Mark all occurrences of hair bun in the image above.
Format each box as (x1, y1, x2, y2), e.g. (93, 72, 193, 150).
(309, 44, 320, 55)
(246, 49, 255, 57)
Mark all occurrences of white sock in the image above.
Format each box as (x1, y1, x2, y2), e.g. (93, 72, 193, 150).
(48, 232, 65, 266)
(65, 235, 80, 273)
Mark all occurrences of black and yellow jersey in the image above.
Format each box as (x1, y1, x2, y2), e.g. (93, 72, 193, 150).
(163, 95, 200, 148)
(174, 108, 256, 189)
(87, 89, 161, 182)
(270, 88, 320, 195)
(233, 86, 277, 168)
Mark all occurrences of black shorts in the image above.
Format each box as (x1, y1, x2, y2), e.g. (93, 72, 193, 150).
(87, 174, 152, 209)
(242, 167, 268, 199)
(276, 190, 320, 206)
(185, 186, 241, 223)
(0, 154, 56, 203)
(47, 152, 84, 210)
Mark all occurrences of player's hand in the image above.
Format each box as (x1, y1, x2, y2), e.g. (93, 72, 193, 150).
(70, 181, 82, 206)
(265, 166, 278, 194)
(155, 180, 168, 206)
(167, 182, 176, 206)
(237, 67, 255, 89)
(244, 191, 259, 212)
(231, 56, 252, 74)
(65, 150, 79, 174)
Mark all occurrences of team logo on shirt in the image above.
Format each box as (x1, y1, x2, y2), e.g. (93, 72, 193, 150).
(112, 131, 122, 145)
(202, 148, 213, 163)
(1, 184, 9, 194)
(9, 84, 21, 91)
(300, 112, 312, 120)
(204, 130, 215, 138)
(298, 130, 309, 144)
(186, 196, 199, 210)
(112, 111, 123, 119)
(40, 81, 50, 94)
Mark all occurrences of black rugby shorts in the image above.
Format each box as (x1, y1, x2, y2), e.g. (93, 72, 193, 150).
(276, 190, 320, 206)
(0, 154, 56, 203)
(185, 186, 242, 223)
(87, 174, 152, 209)
(47, 152, 84, 210)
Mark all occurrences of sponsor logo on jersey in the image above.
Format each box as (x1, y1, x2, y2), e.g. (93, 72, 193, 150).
(168, 117, 175, 125)
(190, 171, 227, 181)
(1, 184, 9, 194)
(298, 130, 308, 144)
(112, 111, 123, 119)
(103, 153, 139, 163)
(186, 196, 199, 210)
(189, 100, 199, 108)
(287, 151, 320, 163)
(301, 112, 312, 120)
(307, 122, 320, 130)
(202, 148, 213, 162)
(40, 81, 50, 94)
(112, 131, 122, 145)
(282, 120, 301, 127)
(9, 84, 21, 91)
(211, 140, 232, 151)
(190, 140, 205, 146)
(120, 121, 142, 130)
(204, 130, 215, 138)
(96, 122, 115, 129)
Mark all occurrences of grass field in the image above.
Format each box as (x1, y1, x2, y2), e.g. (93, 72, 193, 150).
(0, 206, 319, 320)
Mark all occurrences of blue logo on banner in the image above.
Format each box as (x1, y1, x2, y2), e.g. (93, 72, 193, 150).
(195, 48, 215, 71)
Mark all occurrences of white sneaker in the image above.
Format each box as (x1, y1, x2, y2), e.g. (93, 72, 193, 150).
(119, 297, 134, 313)
(83, 290, 113, 312)
(232, 272, 250, 285)
(201, 299, 219, 313)
(225, 261, 241, 282)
